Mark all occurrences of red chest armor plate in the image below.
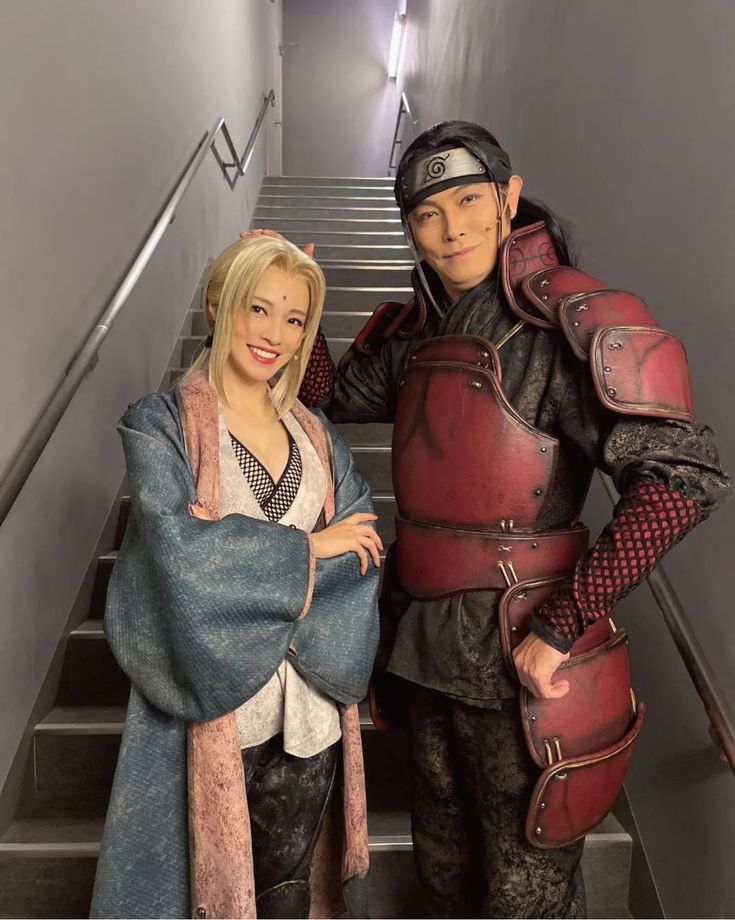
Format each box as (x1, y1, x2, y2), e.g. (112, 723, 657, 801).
(392, 335, 588, 598)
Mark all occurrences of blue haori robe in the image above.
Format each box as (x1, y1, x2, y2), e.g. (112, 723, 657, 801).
(90, 372, 380, 919)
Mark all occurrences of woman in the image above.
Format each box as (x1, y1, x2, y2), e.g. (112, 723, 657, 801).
(91, 236, 382, 920)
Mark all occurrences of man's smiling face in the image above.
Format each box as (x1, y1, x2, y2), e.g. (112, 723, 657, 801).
(408, 176, 523, 302)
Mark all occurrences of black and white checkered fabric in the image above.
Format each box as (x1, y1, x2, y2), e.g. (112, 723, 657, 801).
(229, 431, 302, 522)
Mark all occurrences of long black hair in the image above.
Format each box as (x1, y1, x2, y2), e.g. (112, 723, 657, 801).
(395, 120, 576, 267)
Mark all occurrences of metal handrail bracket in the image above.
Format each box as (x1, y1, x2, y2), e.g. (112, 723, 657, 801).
(0, 93, 276, 528)
(389, 91, 418, 174)
(211, 91, 275, 189)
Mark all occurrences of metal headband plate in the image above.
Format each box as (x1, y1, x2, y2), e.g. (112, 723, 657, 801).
(401, 147, 488, 207)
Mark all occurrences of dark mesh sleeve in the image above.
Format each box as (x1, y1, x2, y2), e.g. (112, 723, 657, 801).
(298, 326, 335, 408)
(530, 479, 708, 652)
(530, 364, 731, 652)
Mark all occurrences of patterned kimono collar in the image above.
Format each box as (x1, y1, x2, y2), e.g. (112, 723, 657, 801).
(218, 405, 327, 532)
(176, 370, 336, 524)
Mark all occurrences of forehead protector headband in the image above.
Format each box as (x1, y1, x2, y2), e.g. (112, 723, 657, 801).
(399, 142, 513, 213)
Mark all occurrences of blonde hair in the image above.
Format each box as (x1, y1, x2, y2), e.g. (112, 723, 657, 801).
(183, 235, 325, 416)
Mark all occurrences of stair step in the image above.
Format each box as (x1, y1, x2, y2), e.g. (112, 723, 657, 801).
(269, 231, 406, 246)
(325, 286, 411, 309)
(22, 709, 410, 815)
(258, 195, 396, 207)
(254, 206, 400, 221)
(70, 619, 105, 638)
(0, 818, 103, 857)
(303, 244, 411, 260)
(322, 265, 412, 287)
(318, 310, 373, 338)
(336, 422, 393, 446)
(253, 218, 402, 233)
(264, 176, 395, 187)
(261, 186, 396, 197)
(36, 707, 125, 735)
(0, 811, 631, 920)
(59, 618, 127, 708)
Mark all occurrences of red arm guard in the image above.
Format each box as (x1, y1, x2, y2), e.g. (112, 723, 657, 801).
(298, 326, 335, 408)
(530, 479, 708, 653)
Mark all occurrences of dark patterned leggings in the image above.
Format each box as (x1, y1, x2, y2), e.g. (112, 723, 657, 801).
(241, 735, 338, 894)
(405, 683, 586, 919)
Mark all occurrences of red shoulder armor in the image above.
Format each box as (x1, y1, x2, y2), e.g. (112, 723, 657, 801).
(500, 224, 694, 421)
(559, 288, 695, 422)
(337, 297, 424, 369)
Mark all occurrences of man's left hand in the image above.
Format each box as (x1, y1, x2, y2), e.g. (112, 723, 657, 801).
(512, 632, 570, 699)
(240, 228, 315, 258)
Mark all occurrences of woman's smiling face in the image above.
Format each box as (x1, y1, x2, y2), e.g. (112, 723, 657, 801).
(227, 264, 309, 384)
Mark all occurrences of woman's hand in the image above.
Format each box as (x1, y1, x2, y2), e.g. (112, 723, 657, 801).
(240, 229, 315, 258)
(512, 631, 570, 699)
(310, 513, 383, 575)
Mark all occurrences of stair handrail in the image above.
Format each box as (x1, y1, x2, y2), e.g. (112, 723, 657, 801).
(0, 91, 276, 529)
(388, 91, 418, 174)
(388, 90, 735, 775)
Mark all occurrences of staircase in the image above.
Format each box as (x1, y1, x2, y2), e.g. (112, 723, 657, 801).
(0, 176, 633, 918)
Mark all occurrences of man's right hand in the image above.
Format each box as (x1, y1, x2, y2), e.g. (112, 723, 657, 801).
(240, 229, 315, 259)
(309, 513, 383, 575)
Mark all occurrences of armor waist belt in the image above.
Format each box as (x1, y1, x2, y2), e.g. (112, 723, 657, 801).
(395, 518, 590, 599)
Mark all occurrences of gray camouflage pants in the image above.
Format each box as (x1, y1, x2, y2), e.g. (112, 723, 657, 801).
(405, 682, 586, 919)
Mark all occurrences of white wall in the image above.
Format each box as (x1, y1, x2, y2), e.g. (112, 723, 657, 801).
(0, 0, 280, 794)
(282, 0, 401, 176)
(397, 1, 735, 915)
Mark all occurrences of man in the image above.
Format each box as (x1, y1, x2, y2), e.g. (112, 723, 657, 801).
(257, 120, 730, 918)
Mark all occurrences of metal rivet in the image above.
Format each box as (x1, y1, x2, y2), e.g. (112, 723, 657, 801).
(572, 321, 580, 327)
(540, 278, 550, 287)
(530, 715, 537, 722)
(410, 354, 417, 361)
(607, 387, 617, 396)
(604, 365, 612, 372)
(535, 827, 542, 837)
(478, 350, 490, 359)
(399, 379, 406, 387)
(575, 303, 589, 312)
(532, 541, 539, 549)
(469, 379, 482, 389)
(511, 625, 518, 632)
(540, 447, 547, 453)
(511, 239, 517, 246)
(540, 802, 547, 809)
(608, 341, 623, 350)
(541, 294, 549, 301)
(197, 909, 207, 919)
(534, 488, 543, 496)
